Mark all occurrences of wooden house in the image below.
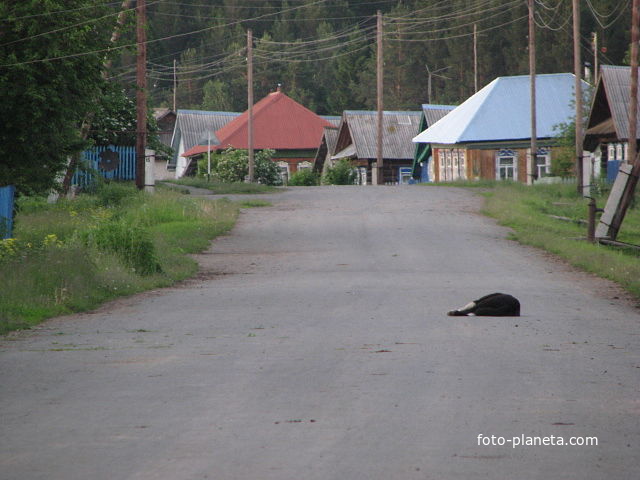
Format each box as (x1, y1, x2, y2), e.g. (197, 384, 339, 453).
(331, 110, 422, 185)
(182, 88, 334, 182)
(412, 104, 455, 182)
(170, 109, 240, 178)
(584, 65, 640, 182)
(413, 73, 584, 183)
(312, 126, 340, 175)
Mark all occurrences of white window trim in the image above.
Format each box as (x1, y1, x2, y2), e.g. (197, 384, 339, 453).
(496, 150, 518, 181)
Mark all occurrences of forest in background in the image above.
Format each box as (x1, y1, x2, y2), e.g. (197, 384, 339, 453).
(109, 0, 634, 114)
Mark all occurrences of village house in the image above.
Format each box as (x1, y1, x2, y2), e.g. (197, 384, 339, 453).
(330, 110, 422, 185)
(181, 88, 334, 182)
(413, 73, 585, 184)
(170, 109, 241, 178)
(584, 65, 640, 182)
(411, 104, 455, 182)
(312, 126, 340, 176)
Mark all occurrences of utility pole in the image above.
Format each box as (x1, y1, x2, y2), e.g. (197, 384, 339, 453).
(528, 0, 537, 184)
(376, 10, 384, 185)
(135, 0, 147, 190)
(628, 5, 639, 168)
(247, 29, 254, 183)
(573, 0, 584, 195)
(592, 32, 599, 84)
(608, 0, 640, 239)
(473, 24, 478, 93)
(173, 59, 177, 112)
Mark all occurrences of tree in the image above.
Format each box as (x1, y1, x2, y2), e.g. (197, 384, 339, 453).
(0, 1, 116, 195)
(202, 79, 233, 111)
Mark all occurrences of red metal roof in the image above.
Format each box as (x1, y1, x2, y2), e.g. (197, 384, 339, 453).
(182, 91, 333, 157)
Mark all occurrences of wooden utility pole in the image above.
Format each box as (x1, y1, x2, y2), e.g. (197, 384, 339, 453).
(595, 0, 640, 240)
(609, 0, 640, 238)
(173, 59, 177, 112)
(528, 0, 537, 184)
(629, 5, 639, 168)
(247, 29, 255, 183)
(376, 10, 384, 185)
(473, 24, 478, 93)
(573, 0, 584, 195)
(135, 0, 147, 190)
(592, 32, 599, 84)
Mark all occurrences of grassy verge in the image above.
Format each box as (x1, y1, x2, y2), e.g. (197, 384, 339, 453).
(436, 181, 640, 298)
(0, 183, 238, 334)
(163, 178, 279, 194)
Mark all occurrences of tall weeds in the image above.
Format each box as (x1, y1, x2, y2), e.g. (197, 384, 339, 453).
(0, 183, 238, 334)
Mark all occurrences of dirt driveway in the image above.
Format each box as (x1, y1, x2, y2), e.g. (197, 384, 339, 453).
(1, 186, 639, 479)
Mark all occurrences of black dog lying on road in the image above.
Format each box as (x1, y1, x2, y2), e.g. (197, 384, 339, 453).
(447, 293, 520, 317)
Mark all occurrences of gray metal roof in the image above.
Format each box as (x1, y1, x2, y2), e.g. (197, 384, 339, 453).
(322, 116, 341, 127)
(174, 110, 240, 149)
(323, 126, 339, 155)
(342, 110, 422, 160)
(414, 73, 583, 144)
(170, 110, 240, 166)
(598, 65, 640, 141)
(422, 104, 456, 127)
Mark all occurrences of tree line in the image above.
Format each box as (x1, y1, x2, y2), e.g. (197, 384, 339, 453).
(0, 0, 633, 194)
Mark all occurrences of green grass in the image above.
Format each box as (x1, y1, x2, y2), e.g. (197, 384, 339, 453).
(164, 178, 279, 194)
(239, 199, 272, 208)
(439, 180, 640, 299)
(1, 184, 238, 334)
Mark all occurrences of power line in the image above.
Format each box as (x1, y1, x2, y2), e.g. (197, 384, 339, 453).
(0, 0, 329, 67)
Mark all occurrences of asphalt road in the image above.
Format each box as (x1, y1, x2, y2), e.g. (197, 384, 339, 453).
(2, 186, 639, 480)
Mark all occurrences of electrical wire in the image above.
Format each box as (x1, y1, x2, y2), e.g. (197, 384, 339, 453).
(0, 0, 329, 67)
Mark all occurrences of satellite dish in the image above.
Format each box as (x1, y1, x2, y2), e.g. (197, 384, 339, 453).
(98, 148, 120, 171)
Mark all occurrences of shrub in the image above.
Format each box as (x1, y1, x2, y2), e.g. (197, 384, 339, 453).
(87, 221, 162, 275)
(254, 149, 282, 186)
(322, 158, 357, 185)
(213, 148, 248, 183)
(288, 169, 319, 186)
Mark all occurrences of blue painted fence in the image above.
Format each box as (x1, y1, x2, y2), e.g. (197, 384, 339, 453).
(0, 185, 16, 239)
(72, 145, 137, 186)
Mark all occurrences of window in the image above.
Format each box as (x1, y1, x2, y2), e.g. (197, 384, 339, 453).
(458, 150, 466, 180)
(535, 148, 551, 178)
(297, 161, 312, 171)
(399, 167, 413, 184)
(496, 150, 517, 180)
(277, 161, 290, 184)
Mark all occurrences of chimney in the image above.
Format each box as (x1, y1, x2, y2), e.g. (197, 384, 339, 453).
(276, 83, 282, 92)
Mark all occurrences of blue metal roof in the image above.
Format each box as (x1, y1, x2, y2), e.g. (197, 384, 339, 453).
(413, 73, 583, 144)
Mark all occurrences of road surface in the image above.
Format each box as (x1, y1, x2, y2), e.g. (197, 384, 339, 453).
(1, 186, 639, 479)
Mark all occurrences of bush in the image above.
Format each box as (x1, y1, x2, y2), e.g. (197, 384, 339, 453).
(213, 148, 248, 183)
(87, 221, 162, 276)
(198, 148, 282, 186)
(322, 158, 357, 185)
(288, 169, 319, 186)
(254, 150, 282, 186)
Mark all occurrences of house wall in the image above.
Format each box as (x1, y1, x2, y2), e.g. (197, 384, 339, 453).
(434, 146, 556, 183)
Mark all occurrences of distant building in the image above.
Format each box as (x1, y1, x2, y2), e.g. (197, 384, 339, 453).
(584, 65, 640, 182)
(182, 88, 334, 182)
(331, 110, 422, 185)
(170, 110, 240, 178)
(413, 73, 586, 183)
(412, 104, 456, 182)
